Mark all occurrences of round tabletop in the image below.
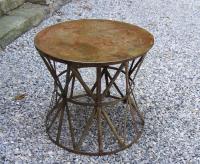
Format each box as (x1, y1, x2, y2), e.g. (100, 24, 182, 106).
(34, 19, 154, 65)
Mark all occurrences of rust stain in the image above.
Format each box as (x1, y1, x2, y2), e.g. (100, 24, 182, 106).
(34, 19, 154, 64)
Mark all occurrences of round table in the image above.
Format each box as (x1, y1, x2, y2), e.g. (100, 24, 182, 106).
(34, 19, 154, 156)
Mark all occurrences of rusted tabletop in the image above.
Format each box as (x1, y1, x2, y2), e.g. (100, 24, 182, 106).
(34, 19, 154, 65)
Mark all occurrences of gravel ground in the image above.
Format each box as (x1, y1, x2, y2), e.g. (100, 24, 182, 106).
(1, 0, 200, 163)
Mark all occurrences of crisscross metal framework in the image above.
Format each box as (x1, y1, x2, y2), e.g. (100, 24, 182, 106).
(40, 54, 146, 156)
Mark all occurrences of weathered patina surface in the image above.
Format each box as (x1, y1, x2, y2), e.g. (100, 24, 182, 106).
(35, 19, 154, 65)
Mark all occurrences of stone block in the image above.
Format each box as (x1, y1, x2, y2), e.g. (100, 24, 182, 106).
(26, 0, 48, 5)
(0, 3, 46, 48)
(0, 0, 25, 15)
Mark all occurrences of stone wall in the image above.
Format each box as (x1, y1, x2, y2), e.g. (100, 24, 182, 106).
(26, 0, 51, 5)
(0, 0, 25, 16)
(26, 0, 66, 5)
(0, 0, 71, 49)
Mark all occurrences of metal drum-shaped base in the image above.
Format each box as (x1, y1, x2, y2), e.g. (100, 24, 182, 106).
(41, 55, 145, 156)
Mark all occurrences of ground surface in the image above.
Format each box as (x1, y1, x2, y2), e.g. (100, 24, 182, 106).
(0, 0, 200, 163)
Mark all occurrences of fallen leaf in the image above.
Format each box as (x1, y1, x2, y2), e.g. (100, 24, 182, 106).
(14, 94, 27, 100)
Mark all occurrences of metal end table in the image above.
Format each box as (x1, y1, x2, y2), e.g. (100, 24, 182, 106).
(34, 19, 154, 156)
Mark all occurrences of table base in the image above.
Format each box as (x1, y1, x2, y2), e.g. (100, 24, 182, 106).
(40, 55, 145, 156)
